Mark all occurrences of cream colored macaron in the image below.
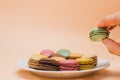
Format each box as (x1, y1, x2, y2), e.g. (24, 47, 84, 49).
(51, 57, 66, 62)
(30, 54, 48, 60)
(69, 53, 83, 59)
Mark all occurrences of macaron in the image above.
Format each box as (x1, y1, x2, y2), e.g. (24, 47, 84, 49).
(59, 60, 79, 71)
(69, 53, 83, 59)
(50, 53, 65, 58)
(82, 54, 97, 66)
(56, 49, 71, 58)
(39, 58, 59, 71)
(28, 54, 48, 69)
(89, 27, 110, 41)
(40, 49, 55, 57)
(51, 56, 66, 62)
(76, 58, 95, 70)
(29, 54, 48, 60)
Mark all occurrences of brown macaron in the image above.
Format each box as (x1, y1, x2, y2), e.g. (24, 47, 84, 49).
(28, 54, 48, 69)
(39, 58, 59, 71)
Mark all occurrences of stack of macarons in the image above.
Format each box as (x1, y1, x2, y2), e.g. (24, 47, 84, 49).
(28, 49, 97, 71)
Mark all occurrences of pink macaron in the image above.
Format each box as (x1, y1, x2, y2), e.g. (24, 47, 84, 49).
(40, 49, 55, 57)
(59, 60, 79, 71)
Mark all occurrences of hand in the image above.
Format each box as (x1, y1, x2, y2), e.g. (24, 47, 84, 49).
(97, 11, 120, 30)
(102, 38, 120, 56)
(97, 11, 120, 56)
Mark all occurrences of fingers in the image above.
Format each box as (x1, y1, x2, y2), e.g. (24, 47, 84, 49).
(107, 25, 116, 30)
(102, 38, 120, 56)
(97, 18, 108, 28)
(96, 12, 120, 56)
(97, 14, 118, 30)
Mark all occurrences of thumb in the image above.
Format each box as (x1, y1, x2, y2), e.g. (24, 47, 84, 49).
(102, 38, 120, 56)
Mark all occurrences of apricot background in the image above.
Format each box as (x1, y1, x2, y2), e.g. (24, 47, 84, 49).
(0, 0, 120, 80)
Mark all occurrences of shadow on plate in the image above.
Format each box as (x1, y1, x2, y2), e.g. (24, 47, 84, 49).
(16, 69, 120, 80)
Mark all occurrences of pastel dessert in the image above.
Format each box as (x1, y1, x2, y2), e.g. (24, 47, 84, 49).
(28, 49, 98, 71)
(59, 60, 79, 71)
(39, 58, 59, 71)
(76, 58, 95, 70)
(51, 56, 66, 62)
(82, 54, 97, 66)
(89, 27, 110, 41)
(69, 53, 83, 59)
(40, 49, 55, 57)
(28, 54, 48, 69)
(56, 49, 71, 58)
(50, 53, 65, 58)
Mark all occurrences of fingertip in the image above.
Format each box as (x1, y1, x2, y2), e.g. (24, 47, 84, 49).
(96, 21, 102, 27)
(96, 20, 107, 28)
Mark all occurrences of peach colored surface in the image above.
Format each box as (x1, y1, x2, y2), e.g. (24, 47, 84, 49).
(0, 0, 120, 80)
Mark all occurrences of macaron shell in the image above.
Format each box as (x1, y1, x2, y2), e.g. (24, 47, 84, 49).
(56, 49, 71, 58)
(51, 57, 66, 62)
(79, 64, 94, 70)
(28, 54, 48, 69)
(76, 58, 94, 64)
(90, 35, 108, 41)
(50, 53, 65, 58)
(30, 54, 48, 60)
(82, 54, 97, 66)
(89, 28, 110, 41)
(59, 60, 79, 65)
(59, 60, 79, 71)
(59, 66, 79, 71)
(69, 53, 83, 59)
(40, 49, 55, 57)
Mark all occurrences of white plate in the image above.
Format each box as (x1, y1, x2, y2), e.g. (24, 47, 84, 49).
(17, 59, 110, 78)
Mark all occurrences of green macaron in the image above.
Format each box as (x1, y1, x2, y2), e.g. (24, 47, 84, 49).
(56, 49, 71, 58)
(89, 28, 110, 41)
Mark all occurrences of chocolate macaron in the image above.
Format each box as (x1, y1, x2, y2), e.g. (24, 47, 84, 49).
(39, 58, 59, 71)
(28, 54, 48, 69)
